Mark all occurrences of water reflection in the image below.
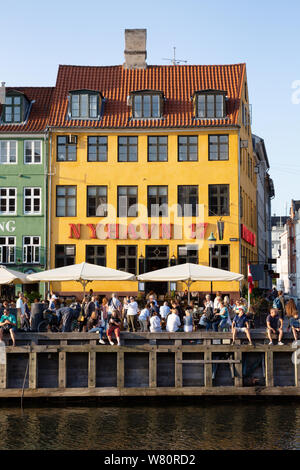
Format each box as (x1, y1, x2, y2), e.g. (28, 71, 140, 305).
(0, 401, 300, 450)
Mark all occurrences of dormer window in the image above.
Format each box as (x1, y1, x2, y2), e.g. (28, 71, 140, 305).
(69, 90, 101, 119)
(194, 90, 227, 119)
(2, 91, 29, 124)
(131, 90, 163, 119)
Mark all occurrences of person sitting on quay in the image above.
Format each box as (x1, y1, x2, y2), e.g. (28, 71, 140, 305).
(0, 308, 17, 347)
(232, 307, 253, 346)
(287, 310, 300, 342)
(107, 309, 121, 346)
(166, 308, 181, 332)
(138, 303, 150, 332)
(149, 310, 162, 333)
(87, 309, 107, 344)
(159, 301, 170, 321)
(266, 308, 284, 346)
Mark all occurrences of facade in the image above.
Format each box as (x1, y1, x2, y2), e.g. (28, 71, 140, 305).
(46, 29, 258, 298)
(252, 134, 274, 290)
(0, 86, 53, 296)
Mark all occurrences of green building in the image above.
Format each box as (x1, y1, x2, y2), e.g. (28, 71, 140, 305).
(0, 85, 53, 298)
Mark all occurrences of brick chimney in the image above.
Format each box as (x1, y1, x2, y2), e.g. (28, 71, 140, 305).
(0, 82, 5, 105)
(124, 29, 147, 70)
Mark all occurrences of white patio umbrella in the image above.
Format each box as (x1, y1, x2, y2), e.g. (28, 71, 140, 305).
(138, 263, 244, 303)
(0, 265, 33, 285)
(26, 262, 136, 296)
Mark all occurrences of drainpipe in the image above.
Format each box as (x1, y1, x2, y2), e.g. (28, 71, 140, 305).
(238, 129, 242, 295)
(43, 129, 48, 298)
(47, 130, 53, 294)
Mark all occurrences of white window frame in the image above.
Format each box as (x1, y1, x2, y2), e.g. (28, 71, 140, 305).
(24, 140, 42, 164)
(0, 236, 16, 264)
(23, 236, 40, 264)
(0, 187, 17, 215)
(24, 187, 42, 215)
(0, 140, 17, 165)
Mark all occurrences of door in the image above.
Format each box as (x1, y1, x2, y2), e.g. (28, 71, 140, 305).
(145, 245, 169, 296)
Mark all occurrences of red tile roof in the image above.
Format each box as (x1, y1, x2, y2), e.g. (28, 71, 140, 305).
(49, 64, 245, 129)
(0, 87, 53, 133)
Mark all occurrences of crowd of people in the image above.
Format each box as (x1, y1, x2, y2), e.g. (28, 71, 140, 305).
(0, 288, 300, 347)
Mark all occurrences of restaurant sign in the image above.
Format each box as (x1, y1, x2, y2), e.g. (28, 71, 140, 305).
(241, 224, 256, 247)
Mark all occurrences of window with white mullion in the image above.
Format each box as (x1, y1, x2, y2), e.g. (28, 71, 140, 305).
(0, 141, 17, 164)
(24, 140, 42, 164)
(23, 236, 40, 264)
(0, 236, 16, 264)
(0, 188, 17, 215)
(24, 187, 41, 215)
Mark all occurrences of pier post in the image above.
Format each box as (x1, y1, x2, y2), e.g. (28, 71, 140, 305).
(88, 351, 96, 388)
(58, 352, 66, 388)
(265, 351, 274, 387)
(149, 348, 157, 388)
(0, 357, 6, 389)
(175, 340, 182, 388)
(117, 351, 124, 389)
(204, 341, 212, 387)
(29, 352, 37, 389)
(234, 351, 243, 387)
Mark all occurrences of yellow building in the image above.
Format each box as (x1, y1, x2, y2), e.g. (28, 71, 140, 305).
(47, 29, 257, 299)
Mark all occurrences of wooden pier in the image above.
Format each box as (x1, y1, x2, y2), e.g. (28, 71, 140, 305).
(0, 331, 300, 398)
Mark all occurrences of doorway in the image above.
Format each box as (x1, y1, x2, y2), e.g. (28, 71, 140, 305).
(145, 245, 169, 296)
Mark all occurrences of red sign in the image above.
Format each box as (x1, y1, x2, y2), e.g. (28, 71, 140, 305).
(241, 224, 256, 247)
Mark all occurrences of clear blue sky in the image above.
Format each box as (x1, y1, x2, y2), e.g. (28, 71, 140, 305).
(2, 0, 299, 215)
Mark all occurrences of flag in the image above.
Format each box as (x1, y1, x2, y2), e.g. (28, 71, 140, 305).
(248, 264, 254, 294)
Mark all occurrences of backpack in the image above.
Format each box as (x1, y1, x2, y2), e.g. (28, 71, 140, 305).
(205, 307, 215, 322)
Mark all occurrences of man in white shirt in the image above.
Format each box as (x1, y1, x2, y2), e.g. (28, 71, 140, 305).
(166, 309, 181, 332)
(127, 296, 139, 332)
(16, 292, 25, 327)
(108, 293, 122, 316)
(159, 301, 170, 319)
(150, 312, 161, 332)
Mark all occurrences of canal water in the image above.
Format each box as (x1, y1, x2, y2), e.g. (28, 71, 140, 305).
(0, 400, 299, 450)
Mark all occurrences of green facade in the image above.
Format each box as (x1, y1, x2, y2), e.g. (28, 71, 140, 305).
(0, 135, 47, 296)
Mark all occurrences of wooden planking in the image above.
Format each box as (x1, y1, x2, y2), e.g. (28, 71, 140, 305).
(0, 361, 6, 389)
(149, 349, 157, 388)
(204, 347, 212, 388)
(124, 353, 149, 388)
(157, 353, 175, 387)
(66, 353, 88, 388)
(234, 351, 243, 387)
(182, 353, 204, 387)
(37, 353, 59, 388)
(7, 353, 29, 389)
(273, 352, 295, 387)
(96, 353, 117, 387)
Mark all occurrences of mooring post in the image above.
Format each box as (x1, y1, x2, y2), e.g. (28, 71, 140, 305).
(117, 351, 124, 389)
(88, 351, 96, 388)
(58, 352, 66, 388)
(265, 351, 274, 387)
(204, 341, 212, 387)
(149, 348, 157, 388)
(234, 350, 243, 387)
(29, 352, 37, 389)
(175, 340, 183, 388)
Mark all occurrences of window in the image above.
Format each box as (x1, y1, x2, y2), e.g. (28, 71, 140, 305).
(147, 186, 168, 216)
(24, 188, 41, 214)
(70, 92, 99, 119)
(0, 237, 15, 264)
(208, 185, 229, 216)
(117, 186, 138, 217)
(87, 186, 107, 217)
(209, 245, 230, 271)
(56, 186, 76, 217)
(3, 95, 22, 123)
(55, 245, 76, 267)
(208, 135, 229, 161)
(23, 236, 40, 264)
(178, 186, 198, 217)
(57, 136, 77, 162)
(117, 245, 137, 274)
(132, 93, 161, 118)
(87, 136, 107, 162)
(148, 136, 168, 162)
(178, 136, 198, 161)
(86, 245, 106, 266)
(178, 245, 199, 264)
(118, 137, 138, 162)
(24, 141, 42, 164)
(0, 141, 17, 164)
(196, 92, 225, 119)
(0, 188, 16, 215)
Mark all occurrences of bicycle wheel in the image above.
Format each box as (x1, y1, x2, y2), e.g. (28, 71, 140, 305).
(37, 320, 48, 332)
